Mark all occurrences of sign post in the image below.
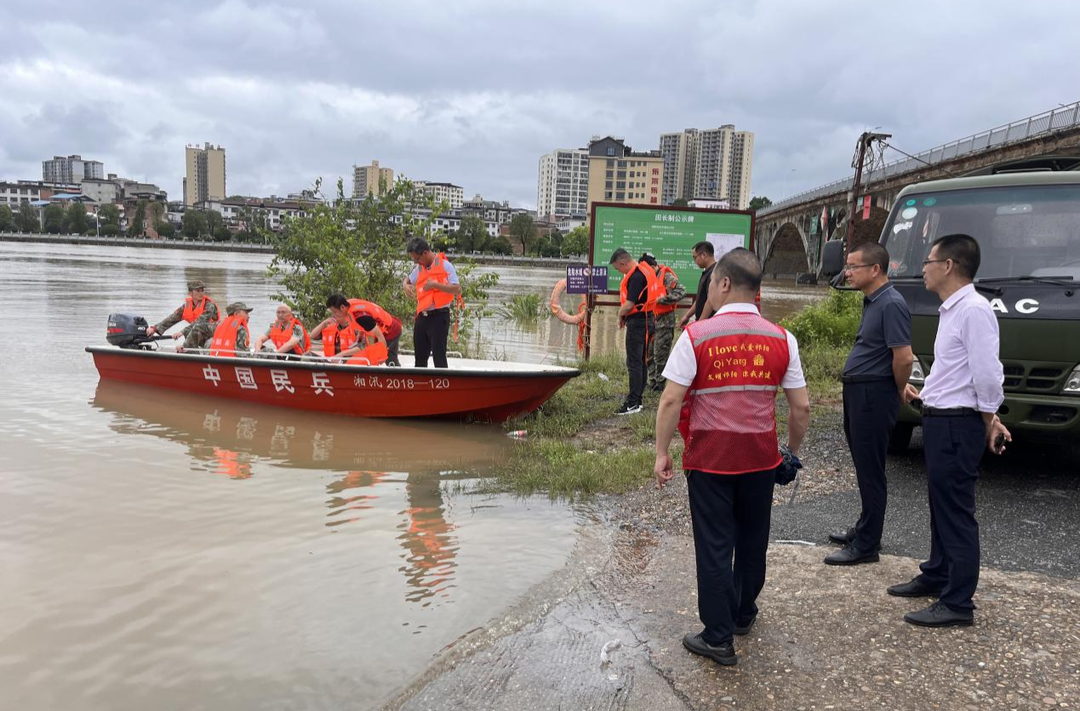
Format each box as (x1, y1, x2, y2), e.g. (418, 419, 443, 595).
(584, 203, 755, 360)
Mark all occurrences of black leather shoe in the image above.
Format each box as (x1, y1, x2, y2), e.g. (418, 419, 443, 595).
(904, 601, 973, 628)
(887, 578, 943, 598)
(734, 615, 757, 636)
(682, 633, 737, 666)
(828, 528, 856, 545)
(824, 545, 880, 566)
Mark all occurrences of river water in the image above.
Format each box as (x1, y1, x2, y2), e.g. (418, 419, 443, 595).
(0, 242, 824, 709)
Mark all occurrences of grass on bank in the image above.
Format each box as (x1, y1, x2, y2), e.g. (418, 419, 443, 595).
(480, 291, 860, 498)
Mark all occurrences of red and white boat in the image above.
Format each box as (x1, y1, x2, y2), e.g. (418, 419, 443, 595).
(87, 344, 581, 421)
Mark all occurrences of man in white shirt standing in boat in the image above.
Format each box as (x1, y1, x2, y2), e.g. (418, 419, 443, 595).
(889, 233, 1011, 628)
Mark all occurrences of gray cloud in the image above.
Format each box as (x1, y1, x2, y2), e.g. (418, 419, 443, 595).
(2, 0, 1079, 208)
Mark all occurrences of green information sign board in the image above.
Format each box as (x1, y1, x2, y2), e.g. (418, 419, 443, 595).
(590, 204, 754, 294)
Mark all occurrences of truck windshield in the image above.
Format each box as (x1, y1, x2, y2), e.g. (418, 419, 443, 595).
(882, 185, 1080, 280)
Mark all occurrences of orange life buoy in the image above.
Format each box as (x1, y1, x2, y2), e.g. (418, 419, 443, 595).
(550, 279, 587, 325)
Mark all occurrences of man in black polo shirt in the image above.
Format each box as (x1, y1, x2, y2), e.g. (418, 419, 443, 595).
(825, 241, 914, 566)
(611, 248, 655, 416)
(679, 241, 717, 329)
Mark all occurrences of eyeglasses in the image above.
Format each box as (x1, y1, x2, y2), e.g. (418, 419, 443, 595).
(843, 264, 873, 272)
(921, 258, 949, 266)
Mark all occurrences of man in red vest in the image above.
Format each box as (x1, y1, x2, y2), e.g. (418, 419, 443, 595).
(146, 279, 220, 350)
(403, 237, 461, 368)
(654, 248, 811, 667)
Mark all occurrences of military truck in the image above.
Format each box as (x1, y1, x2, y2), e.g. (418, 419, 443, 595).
(823, 156, 1080, 461)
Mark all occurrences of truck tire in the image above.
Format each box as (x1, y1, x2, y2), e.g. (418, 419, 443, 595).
(888, 422, 915, 455)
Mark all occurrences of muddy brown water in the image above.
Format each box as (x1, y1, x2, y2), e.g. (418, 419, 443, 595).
(0, 243, 824, 709)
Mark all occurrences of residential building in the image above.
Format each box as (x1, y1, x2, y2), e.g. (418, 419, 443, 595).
(416, 181, 464, 209)
(585, 136, 665, 217)
(657, 125, 755, 209)
(537, 148, 590, 220)
(219, 196, 319, 232)
(462, 195, 515, 224)
(42, 155, 104, 184)
(79, 178, 120, 204)
(184, 142, 227, 207)
(352, 160, 394, 199)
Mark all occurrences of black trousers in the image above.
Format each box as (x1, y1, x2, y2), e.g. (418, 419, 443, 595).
(687, 468, 776, 646)
(414, 309, 450, 368)
(624, 314, 653, 408)
(842, 379, 899, 553)
(916, 413, 985, 611)
(385, 335, 401, 367)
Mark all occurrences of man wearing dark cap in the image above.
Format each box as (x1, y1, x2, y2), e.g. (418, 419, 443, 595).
(209, 302, 253, 356)
(610, 248, 659, 416)
(146, 279, 220, 350)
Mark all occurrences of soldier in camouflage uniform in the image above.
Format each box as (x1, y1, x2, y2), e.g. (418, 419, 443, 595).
(145, 279, 220, 351)
(641, 253, 686, 392)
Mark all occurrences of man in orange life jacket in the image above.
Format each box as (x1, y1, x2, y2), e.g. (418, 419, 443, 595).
(253, 304, 310, 356)
(146, 279, 220, 350)
(348, 299, 403, 366)
(655, 248, 811, 666)
(640, 252, 686, 392)
(403, 237, 461, 368)
(310, 293, 387, 363)
(611, 248, 659, 416)
(209, 302, 253, 356)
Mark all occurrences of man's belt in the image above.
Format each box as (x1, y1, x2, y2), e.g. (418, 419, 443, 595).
(419, 307, 450, 317)
(841, 374, 894, 384)
(921, 406, 980, 417)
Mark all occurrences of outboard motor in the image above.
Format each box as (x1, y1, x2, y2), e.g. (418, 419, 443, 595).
(106, 313, 157, 348)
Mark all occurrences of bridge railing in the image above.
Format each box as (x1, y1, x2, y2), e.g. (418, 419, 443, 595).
(758, 100, 1080, 218)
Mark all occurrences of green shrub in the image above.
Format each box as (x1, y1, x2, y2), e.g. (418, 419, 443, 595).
(497, 293, 544, 322)
(781, 289, 862, 348)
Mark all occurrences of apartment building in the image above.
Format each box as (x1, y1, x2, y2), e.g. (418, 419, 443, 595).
(585, 136, 664, 217)
(42, 155, 104, 184)
(658, 125, 754, 209)
(352, 160, 394, 198)
(184, 142, 227, 207)
(537, 148, 590, 220)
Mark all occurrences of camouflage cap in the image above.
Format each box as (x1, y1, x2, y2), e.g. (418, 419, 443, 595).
(187, 280, 207, 291)
(226, 301, 254, 315)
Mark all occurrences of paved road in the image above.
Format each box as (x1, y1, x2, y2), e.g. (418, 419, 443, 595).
(772, 424, 1080, 579)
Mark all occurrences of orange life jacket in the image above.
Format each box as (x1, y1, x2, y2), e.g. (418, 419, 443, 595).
(268, 318, 311, 355)
(619, 262, 663, 315)
(209, 314, 247, 356)
(678, 310, 791, 475)
(415, 253, 462, 314)
(346, 333, 389, 366)
(653, 265, 679, 316)
(322, 317, 362, 358)
(348, 299, 402, 340)
(182, 295, 219, 323)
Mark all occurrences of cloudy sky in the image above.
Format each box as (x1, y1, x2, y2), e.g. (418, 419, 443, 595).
(1, 0, 1077, 209)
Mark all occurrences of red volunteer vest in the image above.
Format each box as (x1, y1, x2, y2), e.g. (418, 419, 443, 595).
(210, 314, 246, 356)
(348, 299, 402, 340)
(619, 263, 663, 315)
(679, 309, 791, 475)
(182, 295, 219, 324)
(653, 265, 678, 316)
(268, 318, 311, 355)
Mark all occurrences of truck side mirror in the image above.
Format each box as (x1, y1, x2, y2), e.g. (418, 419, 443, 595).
(821, 240, 844, 278)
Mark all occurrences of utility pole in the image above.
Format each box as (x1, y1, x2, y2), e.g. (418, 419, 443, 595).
(846, 131, 891, 253)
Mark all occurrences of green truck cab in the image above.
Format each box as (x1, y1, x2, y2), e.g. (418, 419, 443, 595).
(823, 158, 1080, 458)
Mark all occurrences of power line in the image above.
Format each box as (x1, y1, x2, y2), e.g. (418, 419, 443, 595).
(880, 141, 959, 176)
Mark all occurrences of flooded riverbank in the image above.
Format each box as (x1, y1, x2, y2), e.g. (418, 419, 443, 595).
(0, 242, 826, 709)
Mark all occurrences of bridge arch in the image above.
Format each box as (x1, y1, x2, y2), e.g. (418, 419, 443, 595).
(762, 220, 811, 277)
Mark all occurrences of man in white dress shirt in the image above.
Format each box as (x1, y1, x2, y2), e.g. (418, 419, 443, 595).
(889, 233, 1011, 627)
